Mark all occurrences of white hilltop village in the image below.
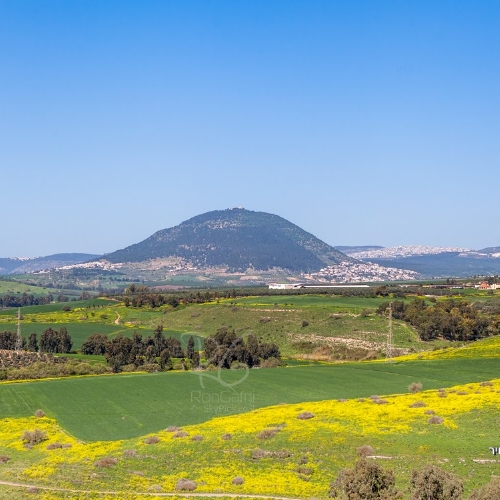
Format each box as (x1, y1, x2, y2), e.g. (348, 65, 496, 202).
(347, 245, 472, 260)
(303, 261, 419, 283)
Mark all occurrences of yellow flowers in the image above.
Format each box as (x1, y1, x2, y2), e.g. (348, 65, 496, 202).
(0, 379, 499, 498)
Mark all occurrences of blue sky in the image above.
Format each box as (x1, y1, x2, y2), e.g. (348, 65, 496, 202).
(1, 0, 499, 256)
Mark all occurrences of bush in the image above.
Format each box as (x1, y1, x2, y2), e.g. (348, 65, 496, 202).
(409, 464, 463, 499)
(428, 416, 444, 424)
(173, 431, 189, 438)
(221, 433, 232, 440)
(232, 476, 244, 485)
(297, 411, 315, 420)
(165, 426, 180, 432)
(191, 435, 204, 441)
(408, 382, 423, 393)
(469, 477, 500, 499)
(46, 442, 63, 450)
(357, 445, 375, 457)
(123, 449, 137, 457)
(329, 458, 401, 499)
(260, 357, 282, 368)
(410, 401, 426, 408)
(257, 428, 278, 439)
(22, 429, 48, 447)
(480, 381, 493, 387)
(95, 457, 118, 468)
(34, 409, 46, 418)
(144, 436, 160, 445)
(176, 479, 197, 491)
(0, 455, 10, 464)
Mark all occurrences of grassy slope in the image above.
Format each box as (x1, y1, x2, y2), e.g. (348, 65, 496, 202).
(0, 357, 499, 441)
(1, 379, 500, 498)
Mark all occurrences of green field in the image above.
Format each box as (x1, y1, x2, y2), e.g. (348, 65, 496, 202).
(0, 357, 498, 441)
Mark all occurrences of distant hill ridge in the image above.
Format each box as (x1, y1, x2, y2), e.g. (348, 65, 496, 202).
(101, 208, 354, 272)
(0, 254, 101, 275)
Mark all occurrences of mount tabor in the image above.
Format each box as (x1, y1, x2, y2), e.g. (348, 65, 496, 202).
(102, 208, 353, 273)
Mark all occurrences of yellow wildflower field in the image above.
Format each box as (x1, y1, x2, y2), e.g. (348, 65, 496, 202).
(0, 379, 499, 498)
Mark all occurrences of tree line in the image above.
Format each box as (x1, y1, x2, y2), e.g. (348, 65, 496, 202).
(81, 326, 196, 372)
(0, 327, 72, 353)
(81, 325, 281, 373)
(0, 293, 54, 308)
(377, 299, 498, 341)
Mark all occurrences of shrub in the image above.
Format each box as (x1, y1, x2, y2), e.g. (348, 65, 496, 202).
(428, 416, 444, 424)
(357, 445, 375, 457)
(425, 410, 436, 415)
(469, 477, 500, 499)
(165, 426, 180, 432)
(301, 321, 309, 328)
(480, 381, 493, 387)
(0, 455, 10, 464)
(373, 398, 388, 405)
(297, 466, 313, 475)
(123, 449, 137, 457)
(260, 357, 282, 368)
(94, 457, 118, 468)
(409, 464, 463, 499)
(230, 361, 248, 370)
(46, 442, 63, 450)
(191, 435, 204, 441)
(144, 436, 160, 445)
(221, 433, 232, 440)
(176, 479, 197, 491)
(173, 431, 189, 438)
(408, 382, 423, 393)
(34, 409, 46, 418)
(410, 401, 426, 408)
(232, 476, 244, 485)
(329, 458, 401, 499)
(297, 411, 315, 420)
(22, 429, 48, 447)
(257, 428, 277, 439)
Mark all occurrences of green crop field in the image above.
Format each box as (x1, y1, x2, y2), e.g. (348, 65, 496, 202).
(0, 357, 499, 441)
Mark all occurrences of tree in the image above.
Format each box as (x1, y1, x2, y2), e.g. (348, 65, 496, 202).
(329, 458, 401, 499)
(81, 333, 108, 355)
(58, 327, 73, 353)
(153, 325, 166, 356)
(40, 328, 60, 353)
(159, 349, 172, 371)
(469, 478, 500, 500)
(27, 332, 38, 352)
(0, 331, 17, 350)
(246, 333, 260, 367)
(409, 465, 463, 500)
(186, 336, 195, 360)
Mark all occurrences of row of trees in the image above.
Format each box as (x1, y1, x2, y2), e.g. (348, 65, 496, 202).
(377, 299, 497, 341)
(81, 325, 281, 372)
(204, 327, 280, 368)
(0, 328, 72, 353)
(81, 326, 196, 372)
(0, 293, 53, 308)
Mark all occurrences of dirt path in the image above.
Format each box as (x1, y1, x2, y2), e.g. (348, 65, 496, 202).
(115, 312, 121, 325)
(0, 480, 304, 499)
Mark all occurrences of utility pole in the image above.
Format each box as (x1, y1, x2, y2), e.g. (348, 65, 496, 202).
(15, 307, 23, 351)
(386, 302, 393, 363)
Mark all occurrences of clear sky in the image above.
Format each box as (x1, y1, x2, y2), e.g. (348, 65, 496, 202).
(1, 0, 499, 257)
